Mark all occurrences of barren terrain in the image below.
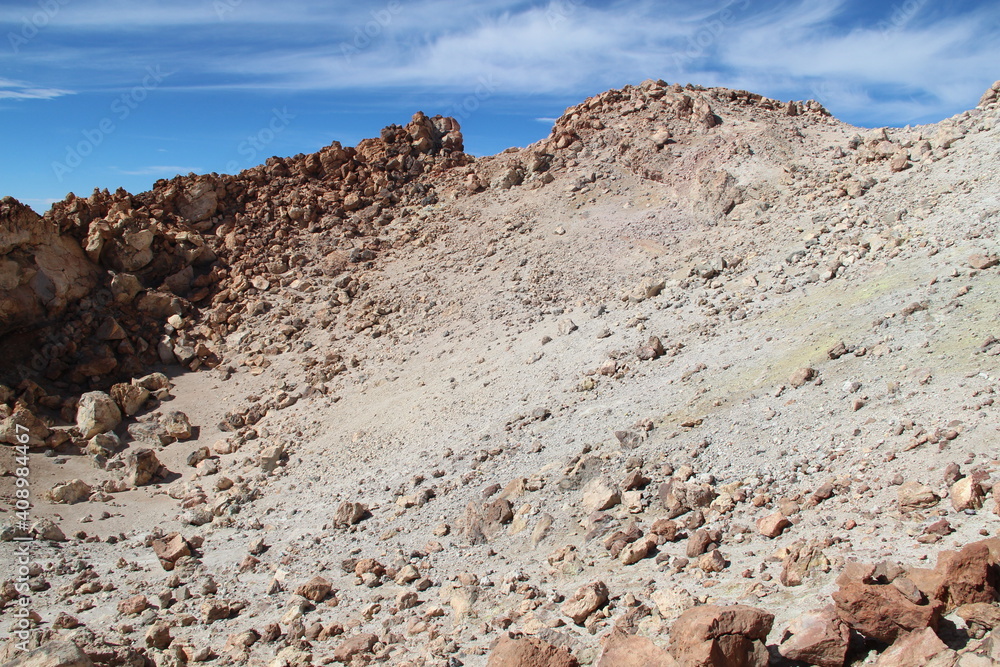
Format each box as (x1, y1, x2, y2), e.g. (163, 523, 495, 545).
(2, 78, 1000, 666)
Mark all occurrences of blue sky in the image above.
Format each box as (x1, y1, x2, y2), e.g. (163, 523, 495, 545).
(2, 0, 998, 211)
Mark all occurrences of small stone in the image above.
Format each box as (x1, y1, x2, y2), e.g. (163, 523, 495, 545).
(162, 411, 193, 440)
(47, 479, 92, 504)
(898, 482, 940, 513)
(950, 477, 986, 511)
(562, 580, 609, 625)
(582, 477, 621, 513)
(333, 501, 368, 527)
(118, 594, 149, 615)
(757, 512, 791, 538)
(789, 367, 816, 388)
(296, 576, 332, 602)
(698, 550, 727, 573)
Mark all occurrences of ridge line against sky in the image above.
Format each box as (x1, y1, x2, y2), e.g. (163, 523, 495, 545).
(2, 0, 998, 210)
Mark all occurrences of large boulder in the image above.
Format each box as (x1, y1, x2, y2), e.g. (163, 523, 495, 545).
(906, 539, 1000, 612)
(778, 605, 850, 667)
(0, 197, 101, 337)
(0, 407, 51, 446)
(669, 604, 774, 666)
(2, 639, 93, 666)
(833, 578, 943, 644)
(487, 635, 579, 667)
(597, 631, 675, 666)
(76, 391, 121, 439)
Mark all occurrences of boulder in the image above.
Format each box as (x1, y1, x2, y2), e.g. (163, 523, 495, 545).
(906, 539, 1000, 612)
(874, 627, 950, 667)
(950, 477, 986, 511)
(295, 576, 332, 603)
(833, 579, 943, 643)
(582, 477, 621, 512)
(76, 391, 121, 439)
(177, 179, 219, 222)
(152, 533, 191, 570)
(333, 501, 368, 527)
(669, 605, 774, 667)
(757, 512, 791, 538)
(487, 635, 579, 667)
(778, 605, 850, 667)
(0, 407, 51, 446)
(0, 198, 100, 337)
(31, 518, 67, 542)
(2, 639, 94, 667)
(597, 631, 675, 666)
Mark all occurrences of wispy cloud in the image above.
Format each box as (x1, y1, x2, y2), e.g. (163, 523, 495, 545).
(1, 0, 997, 123)
(0, 77, 72, 100)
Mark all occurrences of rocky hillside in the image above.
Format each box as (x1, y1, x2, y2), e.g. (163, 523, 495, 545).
(2, 78, 1000, 666)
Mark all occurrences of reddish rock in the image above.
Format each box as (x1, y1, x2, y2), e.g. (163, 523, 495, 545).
(757, 512, 791, 538)
(487, 634, 579, 667)
(597, 631, 676, 666)
(152, 533, 191, 570)
(778, 605, 850, 667)
(118, 594, 149, 615)
(295, 575, 332, 602)
(789, 367, 816, 387)
(833, 580, 943, 644)
(686, 529, 717, 558)
(874, 627, 950, 666)
(906, 539, 1000, 612)
(969, 253, 999, 270)
(354, 558, 385, 578)
(669, 604, 774, 667)
(956, 602, 1000, 633)
(333, 633, 378, 664)
(651, 519, 681, 542)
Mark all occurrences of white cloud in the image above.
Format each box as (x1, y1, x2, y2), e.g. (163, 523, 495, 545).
(0, 78, 72, 99)
(2, 0, 997, 124)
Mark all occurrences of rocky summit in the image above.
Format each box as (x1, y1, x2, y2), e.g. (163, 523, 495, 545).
(2, 78, 1000, 666)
